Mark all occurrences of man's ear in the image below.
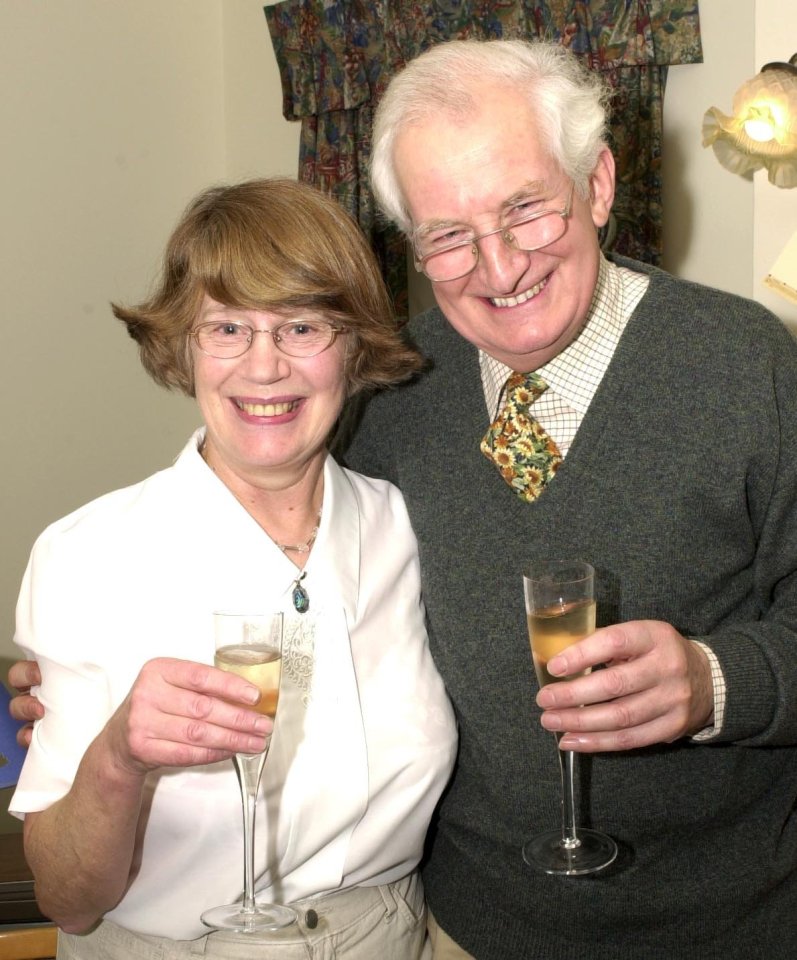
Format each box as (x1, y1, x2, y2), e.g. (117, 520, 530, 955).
(588, 147, 616, 229)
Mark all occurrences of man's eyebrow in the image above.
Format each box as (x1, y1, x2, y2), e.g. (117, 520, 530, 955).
(502, 179, 549, 205)
(413, 217, 469, 237)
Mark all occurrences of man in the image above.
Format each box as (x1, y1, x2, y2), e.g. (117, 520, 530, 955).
(343, 39, 797, 960)
(10, 37, 797, 960)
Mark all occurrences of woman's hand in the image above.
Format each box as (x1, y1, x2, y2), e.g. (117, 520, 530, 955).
(104, 657, 272, 777)
(22, 655, 271, 935)
(8, 659, 43, 748)
(8, 655, 272, 768)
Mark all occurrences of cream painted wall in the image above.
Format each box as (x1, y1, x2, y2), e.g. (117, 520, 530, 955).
(661, 0, 756, 296)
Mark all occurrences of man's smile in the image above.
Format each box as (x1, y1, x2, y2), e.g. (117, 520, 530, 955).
(489, 274, 549, 308)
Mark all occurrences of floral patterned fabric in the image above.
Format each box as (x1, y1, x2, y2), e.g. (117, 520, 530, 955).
(265, 2, 702, 319)
(480, 371, 563, 502)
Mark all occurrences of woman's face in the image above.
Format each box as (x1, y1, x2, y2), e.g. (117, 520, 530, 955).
(191, 297, 348, 490)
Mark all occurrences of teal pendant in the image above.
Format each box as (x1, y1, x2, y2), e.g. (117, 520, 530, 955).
(292, 572, 309, 614)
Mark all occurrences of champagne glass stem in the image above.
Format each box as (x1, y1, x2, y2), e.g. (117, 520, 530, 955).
(557, 737, 580, 849)
(233, 751, 268, 916)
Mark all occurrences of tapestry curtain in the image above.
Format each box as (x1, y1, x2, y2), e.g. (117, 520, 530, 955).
(265, 2, 702, 319)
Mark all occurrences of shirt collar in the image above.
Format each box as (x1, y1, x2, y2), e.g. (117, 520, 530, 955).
(479, 255, 646, 416)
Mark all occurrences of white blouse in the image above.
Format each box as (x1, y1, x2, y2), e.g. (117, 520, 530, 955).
(11, 432, 457, 939)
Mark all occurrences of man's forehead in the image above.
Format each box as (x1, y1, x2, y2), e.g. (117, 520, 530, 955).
(412, 177, 558, 232)
(394, 98, 559, 226)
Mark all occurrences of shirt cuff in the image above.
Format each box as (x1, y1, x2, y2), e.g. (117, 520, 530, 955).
(690, 640, 726, 741)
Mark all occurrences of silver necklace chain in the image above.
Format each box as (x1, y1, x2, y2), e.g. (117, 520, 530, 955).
(275, 511, 322, 554)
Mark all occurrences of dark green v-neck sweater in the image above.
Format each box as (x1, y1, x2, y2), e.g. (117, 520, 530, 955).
(343, 257, 797, 959)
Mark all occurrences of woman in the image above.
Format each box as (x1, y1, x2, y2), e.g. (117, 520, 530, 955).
(9, 178, 457, 959)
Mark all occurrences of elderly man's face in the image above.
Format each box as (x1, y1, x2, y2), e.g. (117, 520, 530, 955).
(394, 83, 615, 372)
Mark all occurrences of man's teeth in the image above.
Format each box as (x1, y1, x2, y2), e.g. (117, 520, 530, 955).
(490, 277, 546, 308)
(237, 400, 296, 416)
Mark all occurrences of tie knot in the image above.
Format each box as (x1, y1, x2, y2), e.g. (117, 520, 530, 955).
(505, 371, 548, 409)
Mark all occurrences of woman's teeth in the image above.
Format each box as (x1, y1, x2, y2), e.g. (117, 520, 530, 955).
(237, 400, 296, 416)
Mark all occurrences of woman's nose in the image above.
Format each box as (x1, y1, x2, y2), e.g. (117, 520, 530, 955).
(240, 330, 291, 379)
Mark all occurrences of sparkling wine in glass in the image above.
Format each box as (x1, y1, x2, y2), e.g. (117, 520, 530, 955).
(523, 560, 618, 876)
(201, 612, 296, 932)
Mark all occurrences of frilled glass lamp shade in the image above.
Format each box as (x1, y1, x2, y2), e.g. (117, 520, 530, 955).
(702, 55, 797, 188)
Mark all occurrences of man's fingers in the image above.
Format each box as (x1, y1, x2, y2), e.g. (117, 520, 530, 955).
(546, 623, 642, 679)
(9, 692, 44, 724)
(15, 724, 34, 750)
(540, 688, 668, 734)
(8, 659, 41, 693)
(557, 713, 683, 752)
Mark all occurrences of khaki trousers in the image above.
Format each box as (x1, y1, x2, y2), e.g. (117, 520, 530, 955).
(57, 873, 428, 960)
(427, 913, 475, 960)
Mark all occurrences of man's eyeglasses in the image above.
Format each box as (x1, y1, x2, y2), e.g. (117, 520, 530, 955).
(190, 318, 344, 359)
(412, 182, 575, 283)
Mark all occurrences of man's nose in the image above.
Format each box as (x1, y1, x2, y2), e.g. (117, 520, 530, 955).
(474, 229, 531, 288)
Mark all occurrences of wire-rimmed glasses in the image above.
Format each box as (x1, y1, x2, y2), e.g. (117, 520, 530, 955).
(191, 318, 344, 359)
(413, 182, 575, 283)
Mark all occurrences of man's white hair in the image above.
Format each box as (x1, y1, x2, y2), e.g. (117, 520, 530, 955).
(370, 39, 612, 233)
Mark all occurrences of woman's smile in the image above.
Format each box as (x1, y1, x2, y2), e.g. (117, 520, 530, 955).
(234, 398, 301, 418)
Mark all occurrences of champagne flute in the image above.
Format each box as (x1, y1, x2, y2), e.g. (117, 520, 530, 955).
(201, 612, 296, 932)
(523, 561, 618, 876)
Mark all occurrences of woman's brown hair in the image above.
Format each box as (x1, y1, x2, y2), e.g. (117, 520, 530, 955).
(113, 178, 422, 397)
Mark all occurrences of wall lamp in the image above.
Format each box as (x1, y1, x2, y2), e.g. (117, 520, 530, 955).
(702, 54, 797, 188)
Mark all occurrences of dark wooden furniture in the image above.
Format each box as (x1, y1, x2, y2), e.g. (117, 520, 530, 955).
(0, 834, 45, 925)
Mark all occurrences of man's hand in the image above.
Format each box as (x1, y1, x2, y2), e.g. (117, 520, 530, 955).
(535, 620, 714, 751)
(8, 659, 43, 748)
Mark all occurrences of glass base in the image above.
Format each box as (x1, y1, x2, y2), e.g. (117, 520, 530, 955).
(523, 828, 618, 876)
(201, 901, 297, 933)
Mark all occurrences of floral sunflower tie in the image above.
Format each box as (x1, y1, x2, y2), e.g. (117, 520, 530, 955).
(480, 371, 563, 502)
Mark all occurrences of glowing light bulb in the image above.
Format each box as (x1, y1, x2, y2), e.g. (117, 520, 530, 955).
(744, 117, 776, 142)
